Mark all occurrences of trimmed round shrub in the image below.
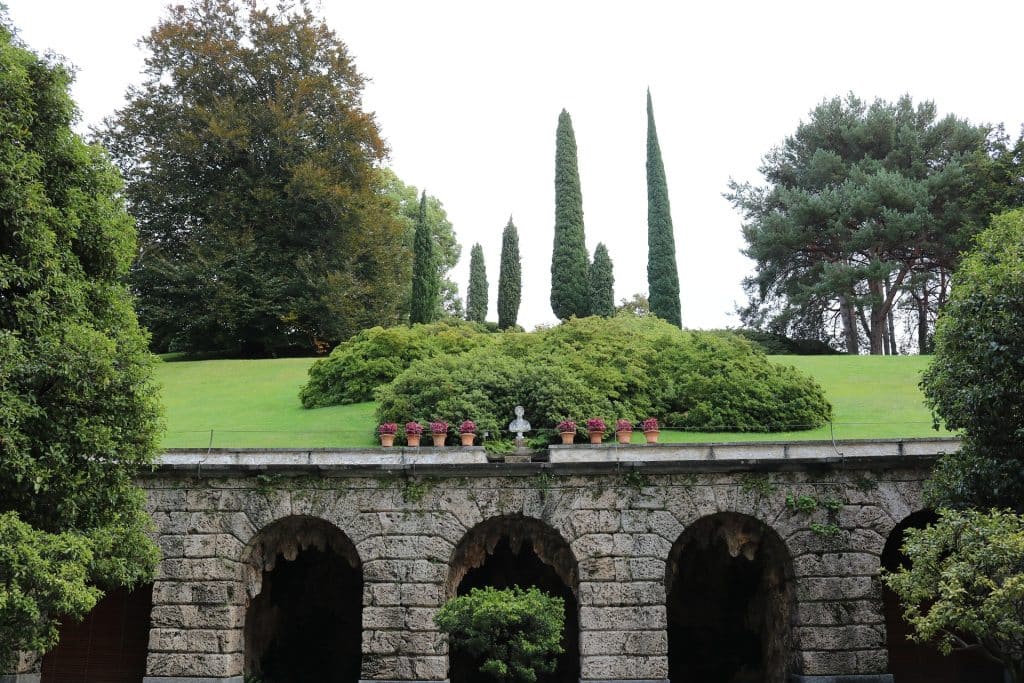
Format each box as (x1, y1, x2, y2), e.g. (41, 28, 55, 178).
(299, 321, 495, 408)
(375, 316, 831, 437)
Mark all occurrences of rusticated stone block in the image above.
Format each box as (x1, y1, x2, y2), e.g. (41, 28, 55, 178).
(581, 654, 668, 680)
(580, 606, 667, 631)
(146, 652, 241, 678)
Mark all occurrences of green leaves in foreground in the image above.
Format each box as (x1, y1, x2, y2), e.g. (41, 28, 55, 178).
(883, 508, 1024, 682)
(435, 586, 565, 683)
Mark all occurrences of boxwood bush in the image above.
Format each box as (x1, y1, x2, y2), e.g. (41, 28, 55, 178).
(374, 316, 831, 437)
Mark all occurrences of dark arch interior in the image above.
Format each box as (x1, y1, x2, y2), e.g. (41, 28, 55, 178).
(882, 509, 1004, 683)
(666, 513, 793, 683)
(41, 583, 153, 683)
(245, 518, 363, 683)
(449, 517, 579, 683)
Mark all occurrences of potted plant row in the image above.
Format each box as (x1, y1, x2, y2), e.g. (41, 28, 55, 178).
(377, 420, 479, 447)
(554, 417, 661, 445)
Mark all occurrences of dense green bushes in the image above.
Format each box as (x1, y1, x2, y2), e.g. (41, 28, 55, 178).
(373, 316, 831, 438)
(299, 321, 496, 407)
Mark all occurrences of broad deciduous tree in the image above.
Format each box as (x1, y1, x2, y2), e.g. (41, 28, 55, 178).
(646, 91, 681, 327)
(0, 16, 161, 666)
(100, 0, 405, 355)
(551, 109, 589, 319)
(588, 242, 615, 317)
(498, 218, 522, 330)
(729, 94, 997, 354)
(466, 243, 488, 323)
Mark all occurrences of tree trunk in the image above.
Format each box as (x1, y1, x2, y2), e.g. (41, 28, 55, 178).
(917, 285, 930, 354)
(884, 277, 897, 355)
(868, 279, 885, 355)
(839, 295, 858, 354)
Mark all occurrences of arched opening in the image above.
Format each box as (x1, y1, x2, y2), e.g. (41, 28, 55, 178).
(40, 583, 153, 683)
(447, 515, 579, 683)
(882, 509, 1004, 683)
(243, 516, 363, 683)
(666, 512, 794, 683)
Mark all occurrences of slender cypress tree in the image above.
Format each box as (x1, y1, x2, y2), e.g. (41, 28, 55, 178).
(588, 242, 615, 317)
(646, 90, 682, 327)
(498, 217, 522, 330)
(410, 191, 438, 323)
(551, 109, 590, 319)
(466, 243, 488, 323)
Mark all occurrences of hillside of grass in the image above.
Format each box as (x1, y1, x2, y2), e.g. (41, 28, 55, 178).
(155, 354, 948, 449)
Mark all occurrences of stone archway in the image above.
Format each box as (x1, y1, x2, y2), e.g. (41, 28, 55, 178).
(447, 515, 579, 683)
(882, 509, 1004, 683)
(666, 512, 794, 683)
(243, 515, 363, 683)
(40, 583, 153, 683)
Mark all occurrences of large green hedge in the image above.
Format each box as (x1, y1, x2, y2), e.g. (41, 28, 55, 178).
(374, 316, 831, 438)
(299, 321, 496, 408)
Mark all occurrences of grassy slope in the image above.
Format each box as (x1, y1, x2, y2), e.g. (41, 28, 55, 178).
(155, 355, 948, 449)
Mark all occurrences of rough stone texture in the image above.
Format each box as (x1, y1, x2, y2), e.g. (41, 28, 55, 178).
(6, 443, 940, 681)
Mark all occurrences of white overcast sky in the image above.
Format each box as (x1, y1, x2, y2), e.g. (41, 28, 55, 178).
(5, 0, 1023, 330)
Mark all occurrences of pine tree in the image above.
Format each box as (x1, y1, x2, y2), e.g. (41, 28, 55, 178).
(646, 90, 682, 327)
(588, 243, 615, 317)
(498, 217, 522, 330)
(410, 191, 439, 324)
(466, 243, 488, 323)
(551, 109, 590, 319)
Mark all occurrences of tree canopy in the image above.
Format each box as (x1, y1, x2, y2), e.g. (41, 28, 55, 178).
(498, 217, 522, 330)
(646, 90, 681, 326)
(410, 191, 440, 324)
(588, 242, 615, 317)
(551, 109, 590, 319)
(466, 243, 488, 323)
(729, 94, 1005, 354)
(0, 15, 161, 666)
(100, 0, 405, 355)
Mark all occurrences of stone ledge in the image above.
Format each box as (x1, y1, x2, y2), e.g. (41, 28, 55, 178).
(358, 680, 449, 683)
(143, 678, 243, 683)
(0, 676, 41, 683)
(790, 676, 894, 683)
(580, 680, 669, 683)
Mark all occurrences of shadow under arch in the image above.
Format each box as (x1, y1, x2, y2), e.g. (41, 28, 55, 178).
(446, 514, 580, 683)
(666, 511, 795, 683)
(882, 509, 1004, 683)
(41, 583, 153, 683)
(242, 515, 363, 683)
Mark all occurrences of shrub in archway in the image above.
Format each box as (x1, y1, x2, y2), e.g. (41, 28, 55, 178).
(436, 586, 564, 683)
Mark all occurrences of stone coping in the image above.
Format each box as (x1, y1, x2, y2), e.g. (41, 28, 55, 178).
(153, 437, 956, 476)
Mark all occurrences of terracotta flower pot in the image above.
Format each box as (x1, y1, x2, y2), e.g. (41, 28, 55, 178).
(460, 432, 475, 446)
(588, 430, 603, 444)
(431, 433, 447, 447)
(406, 434, 421, 447)
(380, 433, 395, 447)
(644, 430, 660, 444)
(616, 430, 632, 444)
(559, 431, 575, 445)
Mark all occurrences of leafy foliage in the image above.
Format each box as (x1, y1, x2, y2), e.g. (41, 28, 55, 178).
(922, 209, 1024, 510)
(498, 218, 522, 330)
(588, 242, 615, 317)
(729, 94, 1000, 354)
(435, 586, 565, 683)
(467, 243, 488, 323)
(299, 321, 496, 408)
(646, 91, 681, 326)
(375, 316, 831, 438)
(706, 329, 840, 355)
(410, 191, 440, 324)
(551, 110, 589, 319)
(0, 17, 161, 666)
(883, 508, 1024, 682)
(100, 0, 405, 355)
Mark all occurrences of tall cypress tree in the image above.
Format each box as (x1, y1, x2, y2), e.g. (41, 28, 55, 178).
(410, 191, 438, 324)
(498, 217, 522, 330)
(646, 90, 682, 327)
(551, 109, 590, 319)
(466, 243, 488, 323)
(588, 243, 615, 317)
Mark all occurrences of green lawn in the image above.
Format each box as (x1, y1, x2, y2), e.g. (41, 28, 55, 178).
(155, 355, 948, 449)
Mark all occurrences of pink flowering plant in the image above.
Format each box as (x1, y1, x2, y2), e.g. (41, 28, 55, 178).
(429, 420, 449, 434)
(459, 420, 477, 434)
(641, 417, 659, 432)
(615, 419, 633, 432)
(585, 418, 606, 432)
(556, 419, 576, 433)
(378, 422, 398, 435)
(404, 421, 424, 435)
